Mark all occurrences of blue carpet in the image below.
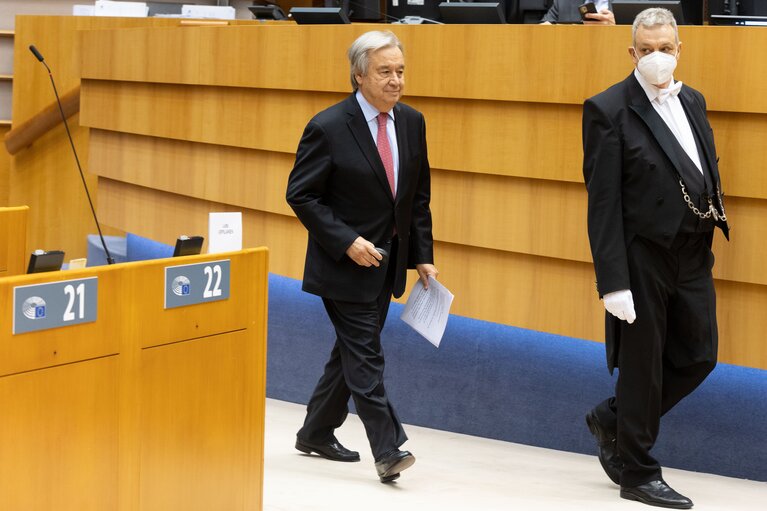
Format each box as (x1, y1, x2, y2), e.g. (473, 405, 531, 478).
(266, 274, 767, 482)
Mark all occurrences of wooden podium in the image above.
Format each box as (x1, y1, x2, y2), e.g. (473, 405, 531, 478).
(0, 248, 268, 511)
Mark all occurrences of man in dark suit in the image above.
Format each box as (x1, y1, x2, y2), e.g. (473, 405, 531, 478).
(541, 0, 615, 24)
(582, 8, 728, 509)
(286, 30, 438, 483)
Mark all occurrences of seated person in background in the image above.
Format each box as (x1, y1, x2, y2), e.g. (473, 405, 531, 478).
(541, 0, 616, 24)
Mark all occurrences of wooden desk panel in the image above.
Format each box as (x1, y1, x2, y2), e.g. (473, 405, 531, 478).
(0, 249, 268, 510)
(0, 357, 119, 511)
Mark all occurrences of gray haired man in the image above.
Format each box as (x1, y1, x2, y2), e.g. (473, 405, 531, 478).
(287, 30, 438, 483)
(582, 8, 728, 509)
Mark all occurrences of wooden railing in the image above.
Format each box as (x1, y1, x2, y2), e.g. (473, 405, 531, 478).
(3, 86, 80, 155)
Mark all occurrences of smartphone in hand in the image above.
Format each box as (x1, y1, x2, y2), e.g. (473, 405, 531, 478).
(579, 2, 598, 21)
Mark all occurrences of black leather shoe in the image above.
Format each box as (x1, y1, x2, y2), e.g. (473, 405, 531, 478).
(586, 410, 623, 484)
(621, 480, 693, 509)
(295, 438, 360, 462)
(374, 450, 415, 483)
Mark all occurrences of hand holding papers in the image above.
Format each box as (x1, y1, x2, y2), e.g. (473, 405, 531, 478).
(400, 276, 454, 348)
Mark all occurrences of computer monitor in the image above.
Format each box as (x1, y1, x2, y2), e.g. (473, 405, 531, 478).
(708, 0, 767, 17)
(387, 0, 444, 23)
(248, 5, 287, 20)
(438, 2, 508, 24)
(27, 250, 65, 274)
(173, 236, 205, 257)
(710, 14, 767, 26)
(612, 1, 684, 25)
(289, 7, 351, 24)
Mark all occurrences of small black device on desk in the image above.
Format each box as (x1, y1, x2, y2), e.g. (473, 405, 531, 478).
(173, 236, 204, 257)
(27, 250, 65, 274)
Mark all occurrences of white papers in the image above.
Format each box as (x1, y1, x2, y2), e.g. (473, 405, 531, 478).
(182, 5, 236, 20)
(400, 276, 454, 348)
(208, 212, 242, 254)
(73, 5, 95, 16)
(94, 1, 149, 17)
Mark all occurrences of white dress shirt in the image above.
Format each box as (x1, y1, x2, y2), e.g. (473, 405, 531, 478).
(634, 69, 703, 174)
(594, 0, 610, 12)
(356, 90, 400, 193)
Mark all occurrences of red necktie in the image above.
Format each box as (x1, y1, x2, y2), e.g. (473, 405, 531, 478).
(376, 112, 396, 198)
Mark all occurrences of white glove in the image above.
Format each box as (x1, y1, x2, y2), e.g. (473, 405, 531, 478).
(603, 289, 636, 324)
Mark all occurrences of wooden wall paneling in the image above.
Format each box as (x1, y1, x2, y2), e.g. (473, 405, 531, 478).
(88, 129, 296, 218)
(9, 120, 100, 258)
(716, 280, 767, 369)
(79, 25, 767, 114)
(89, 129, 766, 287)
(707, 111, 767, 198)
(80, 81, 767, 202)
(96, 178, 307, 279)
(87, 130, 592, 261)
(0, 125, 9, 205)
(79, 81, 342, 155)
(0, 205, 27, 277)
(711, 197, 767, 286)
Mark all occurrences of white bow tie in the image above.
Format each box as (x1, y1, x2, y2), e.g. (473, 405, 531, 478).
(656, 81, 683, 105)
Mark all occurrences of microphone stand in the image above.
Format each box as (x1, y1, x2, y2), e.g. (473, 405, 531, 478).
(29, 45, 115, 265)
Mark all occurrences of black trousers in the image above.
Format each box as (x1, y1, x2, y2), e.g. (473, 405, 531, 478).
(298, 246, 407, 460)
(593, 233, 718, 487)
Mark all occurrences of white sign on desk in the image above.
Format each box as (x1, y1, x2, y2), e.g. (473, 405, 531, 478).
(208, 212, 242, 254)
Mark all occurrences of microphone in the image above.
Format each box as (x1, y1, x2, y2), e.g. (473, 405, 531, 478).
(29, 44, 45, 62)
(29, 45, 115, 265)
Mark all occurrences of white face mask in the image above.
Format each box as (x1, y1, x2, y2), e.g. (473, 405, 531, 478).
(635, 50, 678, 86)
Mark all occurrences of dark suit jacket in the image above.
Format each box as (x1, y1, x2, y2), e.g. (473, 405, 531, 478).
(286, 94, 434, 303)
(583, 73, 729, 371)
(542, 0, 612, 23)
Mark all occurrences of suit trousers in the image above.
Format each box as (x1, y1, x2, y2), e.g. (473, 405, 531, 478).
(593, 233, 717, 487)
(298, 242, 407, 460)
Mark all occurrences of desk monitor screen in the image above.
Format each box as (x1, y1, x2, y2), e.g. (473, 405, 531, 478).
(27, 250, 65, 274)
(387, 0, 443, 23)
(289, 7, 351, 24)
(248, 5, 287, 20)
(438, 2, 507, 24)
(612, 1, 685, 25)
(710, 14, 767, 25)
(708, 0, 767, 18)
(173, 236, 204, 257)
